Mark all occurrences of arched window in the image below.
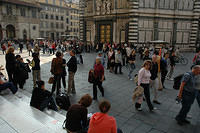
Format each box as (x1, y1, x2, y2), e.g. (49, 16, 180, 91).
(6, 25, 15, 39)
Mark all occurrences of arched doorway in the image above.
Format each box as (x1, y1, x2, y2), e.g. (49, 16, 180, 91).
(23, 29, 27, 40)
(6, 25, 15, 39)
(0, 25, 2, 40)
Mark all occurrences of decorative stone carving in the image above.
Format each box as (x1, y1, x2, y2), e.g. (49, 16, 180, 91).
(96, 0, 112, 15)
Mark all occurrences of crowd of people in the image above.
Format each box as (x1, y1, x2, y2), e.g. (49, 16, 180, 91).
(1, 39, 200, 132)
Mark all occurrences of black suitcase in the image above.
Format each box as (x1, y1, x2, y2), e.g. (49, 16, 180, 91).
(56, 93, 71, 111)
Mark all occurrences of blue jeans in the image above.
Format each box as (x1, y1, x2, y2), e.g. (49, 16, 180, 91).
(40, 96, 58, 111)
(176, 90, 196, 121)
(0, 82, 18, 94)
(128, 63, 135, 79)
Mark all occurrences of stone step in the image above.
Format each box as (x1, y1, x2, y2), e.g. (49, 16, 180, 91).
(2, 92, 66, 133)
(16, 89, 67, 122)
(0, 96, 54, 133)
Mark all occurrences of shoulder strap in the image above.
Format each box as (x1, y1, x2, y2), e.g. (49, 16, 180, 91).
(62, 119, 66, 129)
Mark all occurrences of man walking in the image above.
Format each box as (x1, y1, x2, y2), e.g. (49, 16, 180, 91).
(175, 65, 200, 125)
(67, 50, 77, 95)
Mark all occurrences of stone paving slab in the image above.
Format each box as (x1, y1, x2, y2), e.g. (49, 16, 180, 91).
(0, 51, 200, 133)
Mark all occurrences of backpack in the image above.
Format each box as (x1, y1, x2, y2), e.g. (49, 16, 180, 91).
(173, 74, 184, 90)
(88, 69, 95, 83)
(56, 93, 71, 111)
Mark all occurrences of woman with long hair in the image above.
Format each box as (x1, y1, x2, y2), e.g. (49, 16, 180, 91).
(5, 47, 16, 82)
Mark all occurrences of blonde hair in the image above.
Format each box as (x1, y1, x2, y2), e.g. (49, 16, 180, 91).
(6, 47, 14, 54)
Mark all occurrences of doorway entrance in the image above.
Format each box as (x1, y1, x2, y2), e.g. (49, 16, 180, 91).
(6, 25, 15, 39)
(96, 21, 113, 43)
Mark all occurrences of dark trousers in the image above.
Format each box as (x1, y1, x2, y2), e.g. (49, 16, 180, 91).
(161, 70, 168, 87)
(176, 90, 195, 121)
(115, 63, 122, 74)
(6, 69, 14, 82)
(135, 83, 153, 110)
(51, 74, 61, 95)
(40, 96, 58, 111)
(61, 75, 66, 89)
(0, 82, 18, 94)
(93, 81, 104, 99)
(28, 50, 32, 56)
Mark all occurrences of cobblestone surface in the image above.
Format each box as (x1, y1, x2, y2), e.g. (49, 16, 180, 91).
(0, 50, 199, 133)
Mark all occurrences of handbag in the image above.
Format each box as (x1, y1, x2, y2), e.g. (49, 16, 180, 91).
(48, 76, 54, 84)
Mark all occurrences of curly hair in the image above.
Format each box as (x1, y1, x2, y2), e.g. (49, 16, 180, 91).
(6, 47, 14, 54)
(79, 94, 92, 108)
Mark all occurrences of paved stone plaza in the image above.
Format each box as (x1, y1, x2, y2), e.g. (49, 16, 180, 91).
(0, 50, 199, 133)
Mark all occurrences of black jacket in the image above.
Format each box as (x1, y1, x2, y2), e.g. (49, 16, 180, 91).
(66, 104, 88, 132)
(169, 56, 176, 66)
(150, 62, 158, 80)
(32, 58, 40, 70)
(67, 56, 77, 73)
(5, 53, 16, 71)
(62, 59, 67, 76)
(30, 87, 51, 109)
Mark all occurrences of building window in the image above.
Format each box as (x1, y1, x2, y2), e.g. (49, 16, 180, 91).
(46, 31, 49, 37)
(56, 23, 59, 28)
(66, 18, 69, 24)
(33, 26, 36, 30)
(61, 23, 64, 29)
(40, 13, 44, 19)
(56, 16, 59, 20)
(60, 0, 62, 6)
(46, 0, 48, 4)
(32, 9, 37, 18)
(6, 5, 12, 15)
(51, 15, 54, 19)
(61, 16, 64, 21)
(51, 22, 54, 28)
(46, 22, 49, 28)
(45, 14, 48, 19)
(66, 11, 69, 16)
(40, 31, 44, 37)
(20, 8, 26, 17)
(40, 22, 44, 28)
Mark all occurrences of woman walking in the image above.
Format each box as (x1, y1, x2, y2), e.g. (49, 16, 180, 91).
(107, 48, 115, 73)
(128, 50, 136, 80)
(135, 60, 156, 111)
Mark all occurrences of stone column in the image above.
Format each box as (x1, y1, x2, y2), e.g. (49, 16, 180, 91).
(128, 0, 139, 44)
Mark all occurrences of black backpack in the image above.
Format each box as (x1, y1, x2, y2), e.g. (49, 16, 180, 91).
(88, 69, 95, 84)
(56, 93, 71, 111)
(173, 74, 184, 90)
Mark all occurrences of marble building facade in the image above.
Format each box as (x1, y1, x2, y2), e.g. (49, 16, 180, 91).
(81, 0, 200, 48)
(0, 0, 41, 40)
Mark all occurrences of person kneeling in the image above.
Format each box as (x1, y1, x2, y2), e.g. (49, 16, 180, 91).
(30, 80, 58, 111)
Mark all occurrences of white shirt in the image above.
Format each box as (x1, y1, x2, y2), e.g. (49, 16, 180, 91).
(138, 67, 151, 85)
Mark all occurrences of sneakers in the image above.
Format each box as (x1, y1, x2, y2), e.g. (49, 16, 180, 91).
(150, 107, 157, 111)
(153, 100, 161, 104)
(136, 107, 142, 111)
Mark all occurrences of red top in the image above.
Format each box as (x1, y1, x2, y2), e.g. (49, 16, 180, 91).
(94, 64, 104, 79)
(88, 112, 117, 133)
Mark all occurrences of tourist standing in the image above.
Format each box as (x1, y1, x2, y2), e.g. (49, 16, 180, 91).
(27, 43, 32, 56)
(67, 50, 77, 95)
(160, 53, 169, 89)
(128, 49, 136, 80)
(30, 53, 41, 88)
(115, 49, 123, 74)
(167, 51, 176, 80)
(1, 43, 6, 54)
(61, 53, 67, 90)
(192, 49, 200, 65)
(50, 51, 63, 95)
(93, 58, 105, 100)
(5, 47, 16, 82)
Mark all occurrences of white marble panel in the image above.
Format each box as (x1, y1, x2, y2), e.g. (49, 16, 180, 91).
(158, 32, 165, 40)
(139, 0, 145, 7)
(164, 0, 170, 9)
(139, 31, 145, 42)
(165, 32, 171, 43)
(183, 32, 189, 43)
(138, 20, 144, 28)
(145, 0, 150, 8)
(168, 22, 173, 29)
(159, 0, 165, 8)
(176, 32, 183, 43)
(169, 0, 175, 9)
(144, 20, 149, 28)
(148, 20, 154, 28)
(163, 21, 168, 29)
(158, 21, 163, 29)
(146, 31, 152, 41)
(150, 0, 155, 8)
